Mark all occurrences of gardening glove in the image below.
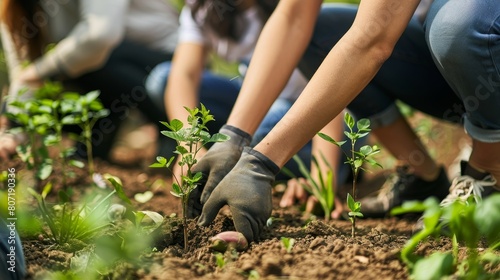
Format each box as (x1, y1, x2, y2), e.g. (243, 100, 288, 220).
(198, 147, 280, 242)
(187, 124, 251, 218)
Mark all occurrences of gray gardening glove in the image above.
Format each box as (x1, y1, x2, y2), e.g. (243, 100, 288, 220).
(187, 124, 251, 218)
(198, 147, 280, 242)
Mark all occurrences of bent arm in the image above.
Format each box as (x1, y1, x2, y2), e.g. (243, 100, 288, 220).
(34, 0, 129, 78)
(254, 0, 421, 167)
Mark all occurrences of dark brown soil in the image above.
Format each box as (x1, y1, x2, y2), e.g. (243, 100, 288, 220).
(2, 113, 499, 280)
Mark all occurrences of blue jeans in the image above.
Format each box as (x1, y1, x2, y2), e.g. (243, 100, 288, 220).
(426, 0, 500, 143)
(145, 62, 241, 134)
(0, 218, 26, 280)
(299, 4, 463, 129)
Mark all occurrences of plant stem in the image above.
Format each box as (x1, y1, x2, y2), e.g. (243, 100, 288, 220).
(182, 195, 188, 251)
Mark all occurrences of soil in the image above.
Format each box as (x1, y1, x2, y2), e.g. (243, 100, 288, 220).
(2, 112, 499, 280)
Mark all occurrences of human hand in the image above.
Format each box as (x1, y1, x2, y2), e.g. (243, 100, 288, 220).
(0, 116, 24, 161)
(17, 65, 43, 89)
(279, 177, 344, 220)
(187, 125, 251, 218)
(198, 147, 280, 242)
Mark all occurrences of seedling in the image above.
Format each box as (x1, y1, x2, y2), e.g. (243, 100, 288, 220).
(7, 87, 56, 182)
(150, 104, 229, 251)
(60, 90, 109, 175)
(318, 112, 381, 237)
(280, 236, 296, 253)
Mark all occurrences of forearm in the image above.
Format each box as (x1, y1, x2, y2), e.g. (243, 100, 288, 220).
(311, 113, 345, 179)
(255, 0, 421, 167)
(164, 43, 206, 122)
(226, 0, 322, 134)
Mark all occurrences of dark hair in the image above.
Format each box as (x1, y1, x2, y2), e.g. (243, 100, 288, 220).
(190, 0, 279, 41)
(0, 0, 44, 60)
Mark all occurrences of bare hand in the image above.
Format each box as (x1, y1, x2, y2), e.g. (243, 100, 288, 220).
(279, 178, 344, 220)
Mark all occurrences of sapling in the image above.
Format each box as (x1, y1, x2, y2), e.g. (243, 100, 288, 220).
(60, 90, 109, 175)
(318, 112, 381, 238)
(150, 104, 229, 251)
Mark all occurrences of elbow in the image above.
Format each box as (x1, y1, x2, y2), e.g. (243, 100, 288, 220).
(346, 26, 397, 67)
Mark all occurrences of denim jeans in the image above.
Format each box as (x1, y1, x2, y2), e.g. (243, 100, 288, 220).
(145, 61, 241, 134)
(0, 218, 26, 280)
(299, 3, 463, 129)
(426, 0, 500, 143)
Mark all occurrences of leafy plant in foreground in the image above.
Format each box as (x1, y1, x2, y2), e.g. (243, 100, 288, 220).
(150, 104, 229, 250)
(27, 182, 120, 244)
(318, 112, 381, 237)
(391, 194, 500, 279)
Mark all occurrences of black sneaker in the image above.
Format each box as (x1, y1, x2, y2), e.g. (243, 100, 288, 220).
(360, 165, 450, 218)
(412, 161, 499, 233)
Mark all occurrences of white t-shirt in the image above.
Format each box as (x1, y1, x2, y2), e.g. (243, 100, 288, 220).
(178, 5, 307, 102)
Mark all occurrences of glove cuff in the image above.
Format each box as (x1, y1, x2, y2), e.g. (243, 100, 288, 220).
(220, 124, 252, 147)
(243, 146, 280, 175)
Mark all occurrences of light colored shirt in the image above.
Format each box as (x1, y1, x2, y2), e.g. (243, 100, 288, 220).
(1, 0, 178, 83)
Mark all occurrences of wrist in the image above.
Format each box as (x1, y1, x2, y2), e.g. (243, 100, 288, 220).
(243, 146, 280, 175)
(220, 124, 252, 146)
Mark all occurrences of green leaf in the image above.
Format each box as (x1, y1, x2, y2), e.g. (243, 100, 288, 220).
(69, 159, 85, 168)
(37, 161, 53, 180)
(107, 177, 132, 205)
(347, 193, 355, 211)
(168, 119, 184, 132)
(357, 118, 371, 131)
(41, 182, 53, 199)
(348, 211, 364, 218)
(344, 112, 355, 129)
(359, 145, 372, 155)
(209, 133, 230, 143)
(161, 130, 186, 142)
(83, 90, 100, 104)
(171, 183, 182, 197)
(176, 146, 189, 155)
(474, 194, 500, 243)
(411, 252, 454, 280)
(317, 132, 345, 147)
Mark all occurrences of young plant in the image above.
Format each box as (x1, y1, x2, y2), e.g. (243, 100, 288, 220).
(27, 182, 118, 244)
(318, 112, 381, 237)
(7, 86, 58, 182)
(280, 236, 296, 253)
(60, 90, 109, 175)
(150, 104, 229, 250)
(391, 194, 500, 279)
(283, 154, 335, 221)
